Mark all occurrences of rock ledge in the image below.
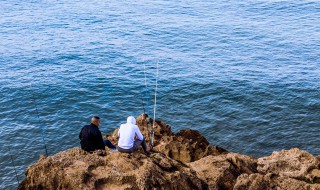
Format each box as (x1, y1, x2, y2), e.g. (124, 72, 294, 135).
(19, 115, 320, 190)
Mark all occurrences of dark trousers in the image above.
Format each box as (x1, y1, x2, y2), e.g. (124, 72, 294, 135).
(117, 138, 147, 153)
(103, 139, 116, 150)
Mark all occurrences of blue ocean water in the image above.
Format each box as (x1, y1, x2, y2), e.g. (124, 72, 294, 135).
(1, 0, 320, 189)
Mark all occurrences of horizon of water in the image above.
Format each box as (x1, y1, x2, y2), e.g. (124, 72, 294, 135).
(1, 0, 320, 189)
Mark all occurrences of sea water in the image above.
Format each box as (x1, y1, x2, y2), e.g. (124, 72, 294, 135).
(0, 0, 319, 189)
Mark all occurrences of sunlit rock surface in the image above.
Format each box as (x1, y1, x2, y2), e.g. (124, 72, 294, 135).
(19, 114, 320, 190)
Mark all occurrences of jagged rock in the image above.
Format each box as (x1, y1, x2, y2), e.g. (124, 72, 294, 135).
(19, 115, 320, 190)
(18, 148, 207, 190)
(231, 148, 320, 190)
(105, 113, 174, 149)
(154, 133, 225, 163)
(234, 173, 320, 190)
(157, 129, 227, 163)
(257, 148, 320, 183)
(106, 114, 227, 163)
(189, 153, 257, 190)
(136, 113, 174, 139)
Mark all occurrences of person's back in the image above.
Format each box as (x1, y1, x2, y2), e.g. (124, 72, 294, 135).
(79, 116, 105, 152)
(79, 124, 104, 152)
(117, 116, 149, 153)
(118, 116, 144, 149)
(79, 116, 117, 152)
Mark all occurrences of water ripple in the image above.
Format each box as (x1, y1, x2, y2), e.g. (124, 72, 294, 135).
(1, 0, 320, 189)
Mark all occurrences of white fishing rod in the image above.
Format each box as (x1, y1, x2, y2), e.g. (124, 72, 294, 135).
(151, 61, 159, 146)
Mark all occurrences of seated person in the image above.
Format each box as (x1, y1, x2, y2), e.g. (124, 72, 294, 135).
(117, 116, 150, 153)
(79, 116, 116, 152)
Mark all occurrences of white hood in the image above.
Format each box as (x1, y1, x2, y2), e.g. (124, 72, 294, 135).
(118, 116, 144, 149)
(127, 116, 136, 125)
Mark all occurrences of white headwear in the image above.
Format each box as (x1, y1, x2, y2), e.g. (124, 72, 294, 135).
(126, 116, 136, 125)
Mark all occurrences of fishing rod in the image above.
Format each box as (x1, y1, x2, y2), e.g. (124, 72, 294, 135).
(10, 155, 20, 187)
(30, 85, 48, 156)
(151, 61, 159, 147)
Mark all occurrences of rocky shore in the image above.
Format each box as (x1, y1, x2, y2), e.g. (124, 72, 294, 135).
(19, 114, 320, 190)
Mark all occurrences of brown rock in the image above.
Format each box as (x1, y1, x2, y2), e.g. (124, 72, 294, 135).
(19, 148, 207, 190)
(257, 148, 320, 183)
(139, 115, 227, 163)
(226, 153, 258, 174)
(189, 153, 257, 190)
(106, 114, 227, 163)
(105, 113, 174, 148)
(135, 113, 174, 146)
(155, 136, 227, 163)
(20, 115, 320, 190)
(234, 173, 320, 190)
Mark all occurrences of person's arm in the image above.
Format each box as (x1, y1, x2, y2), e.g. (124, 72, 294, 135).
(135, 126, 144, 140)
(93, 127, 105, 150)
(98, 131, 105, 150)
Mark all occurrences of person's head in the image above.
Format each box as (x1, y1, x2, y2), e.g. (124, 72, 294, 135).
(126, 116, 136, 125)
(91, 116, 101, 127)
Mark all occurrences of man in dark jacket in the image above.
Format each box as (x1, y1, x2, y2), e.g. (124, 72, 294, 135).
(79, 116, 116, 152)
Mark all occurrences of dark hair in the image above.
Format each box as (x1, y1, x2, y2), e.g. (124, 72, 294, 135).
(93, 116, 100, 120)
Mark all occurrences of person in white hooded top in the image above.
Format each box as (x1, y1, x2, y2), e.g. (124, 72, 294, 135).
(117, 116, 149, 153)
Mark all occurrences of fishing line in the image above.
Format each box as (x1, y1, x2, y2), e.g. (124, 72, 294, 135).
(30, 85, 48, 156)
(10, 155, 20, 187)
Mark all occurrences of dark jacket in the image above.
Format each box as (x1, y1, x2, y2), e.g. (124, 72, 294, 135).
(79, 123, 104, 152)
